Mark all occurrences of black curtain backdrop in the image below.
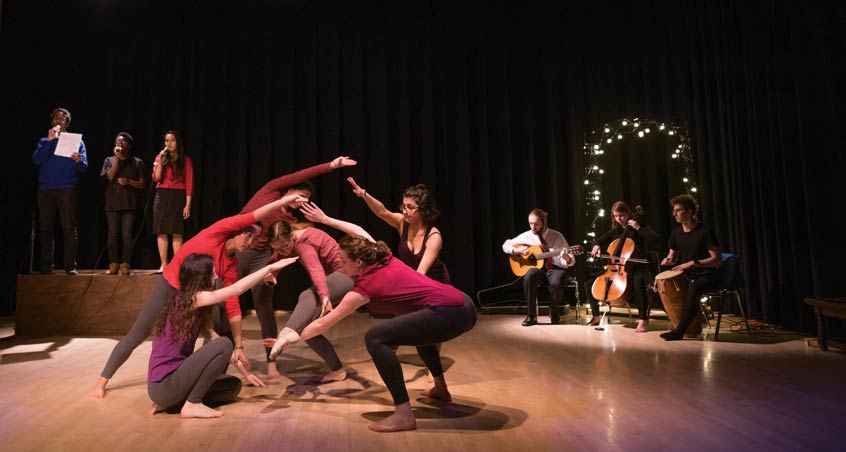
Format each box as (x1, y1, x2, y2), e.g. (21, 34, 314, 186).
(1, 1, 843, 335)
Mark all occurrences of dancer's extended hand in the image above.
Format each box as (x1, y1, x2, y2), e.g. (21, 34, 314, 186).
(320, 296, 333, 318)
(235, 360, 266, 387)
(300, 202, 329, 224)
(330, 156, 357, 169)
(280, 192, 309, 209)
(347, 177, 366, 198)
(268, 256, 298, 273)
(231, 348, 251, 371)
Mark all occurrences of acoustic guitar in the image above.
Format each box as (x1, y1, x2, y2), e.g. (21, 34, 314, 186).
(509, 244, 583, 277)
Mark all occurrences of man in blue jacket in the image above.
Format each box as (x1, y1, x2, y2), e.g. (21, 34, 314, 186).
(32, 107, 88, 275)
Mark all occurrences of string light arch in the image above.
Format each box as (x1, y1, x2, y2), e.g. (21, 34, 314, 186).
(582, 118, 698, 272)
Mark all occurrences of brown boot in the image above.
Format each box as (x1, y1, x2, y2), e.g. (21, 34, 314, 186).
(106, 263, 120, 275)
(119, 262, 131, 275)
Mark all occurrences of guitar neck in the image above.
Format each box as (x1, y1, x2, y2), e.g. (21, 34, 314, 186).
(534, 248, 572, 260)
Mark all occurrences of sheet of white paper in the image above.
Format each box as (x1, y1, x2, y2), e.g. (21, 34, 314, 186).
(54, 132, 83, 158)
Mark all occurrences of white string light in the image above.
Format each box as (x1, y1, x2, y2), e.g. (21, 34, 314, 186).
(584, 118, 699, 272)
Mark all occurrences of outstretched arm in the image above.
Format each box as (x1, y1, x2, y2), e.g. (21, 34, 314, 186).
(300, 202, 375, 242)
(252, 192, 309, 223)
(347, 177, 404, 231)
(193, 257, 299, 309)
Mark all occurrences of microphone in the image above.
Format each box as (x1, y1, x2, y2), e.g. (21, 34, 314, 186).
(53, 125, 61, 139)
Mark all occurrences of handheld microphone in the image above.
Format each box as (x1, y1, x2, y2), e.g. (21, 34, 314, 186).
(53, 125, 61, 138)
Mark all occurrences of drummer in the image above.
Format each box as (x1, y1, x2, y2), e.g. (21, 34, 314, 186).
(585, 202, 659, 332)
(659, 194, 722, 341)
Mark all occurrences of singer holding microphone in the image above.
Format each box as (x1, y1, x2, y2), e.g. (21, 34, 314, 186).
(32, 107, 88, 275)
(100, 132, 145, 275)
(152, 130, 194, 273)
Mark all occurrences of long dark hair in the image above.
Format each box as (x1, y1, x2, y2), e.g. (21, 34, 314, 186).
(163, 130, 187, 177)
(153, 253, 214, 342)
(338, 235, 391, 265)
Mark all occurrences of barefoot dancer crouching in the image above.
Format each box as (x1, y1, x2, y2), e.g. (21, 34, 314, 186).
(264, 203, 476, 432)
(93, 193, 308, 399)
(148, 253, 298, 419)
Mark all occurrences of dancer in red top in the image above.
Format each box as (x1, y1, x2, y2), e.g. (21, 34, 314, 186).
(93, 192, 307, 399)
(235, 156, 356, 379)
(266, 203, 476, 433)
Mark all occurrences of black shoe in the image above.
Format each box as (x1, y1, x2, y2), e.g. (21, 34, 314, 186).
(550, 316, 561, 325)
(66, 269, 79, 276)
(522, 316, 537, 327)
(660, 330, 684, 341)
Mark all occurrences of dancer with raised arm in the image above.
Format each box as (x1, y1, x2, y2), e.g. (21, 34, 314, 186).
(93, 192, 308, 399)
(148, 253, 298, 419)
(236, 156, 356, 379)
(265, 203, 476, 432)
(347, 178, 449, 283)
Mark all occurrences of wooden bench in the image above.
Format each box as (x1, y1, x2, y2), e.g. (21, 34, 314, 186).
(804, 297, 846, 351)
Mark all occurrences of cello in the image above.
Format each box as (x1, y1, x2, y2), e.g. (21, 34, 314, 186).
(590, 207, 649, 307)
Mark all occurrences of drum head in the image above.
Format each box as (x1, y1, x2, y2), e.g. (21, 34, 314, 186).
(655, 270, 683, 280)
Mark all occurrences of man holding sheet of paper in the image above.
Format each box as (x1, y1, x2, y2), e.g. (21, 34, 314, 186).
(32, 107, 88, 275)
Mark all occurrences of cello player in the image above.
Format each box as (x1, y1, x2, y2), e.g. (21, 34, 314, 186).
(585, 202, 659, 332)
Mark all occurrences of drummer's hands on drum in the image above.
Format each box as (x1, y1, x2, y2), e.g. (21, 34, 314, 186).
(672, 260, 697, 272)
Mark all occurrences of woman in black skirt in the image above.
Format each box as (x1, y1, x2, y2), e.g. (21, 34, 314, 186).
(152, 130, 194, 272)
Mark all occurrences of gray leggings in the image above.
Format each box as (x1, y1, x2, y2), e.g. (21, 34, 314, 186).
(237, 248, 276, 360)
(285, 270, 355, 371)
(101, 276, 175, 378)
(147, 337, 242, 406)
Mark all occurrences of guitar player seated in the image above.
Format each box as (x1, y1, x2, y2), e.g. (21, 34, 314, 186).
(502, 208, 577, 326)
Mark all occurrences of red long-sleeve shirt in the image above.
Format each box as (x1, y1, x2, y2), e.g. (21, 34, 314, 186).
(270, 228, 342, 300)
(152, 155, 194, 196)
(240, 162, 333, 250)
(163, 211, 256, 319)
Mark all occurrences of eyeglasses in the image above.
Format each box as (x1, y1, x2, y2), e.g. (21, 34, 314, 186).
(399, 204, 419, 212)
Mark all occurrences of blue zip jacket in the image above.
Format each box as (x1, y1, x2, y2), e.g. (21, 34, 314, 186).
(32, 137, 88, 189)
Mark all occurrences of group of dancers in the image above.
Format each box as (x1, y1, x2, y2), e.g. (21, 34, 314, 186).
(85, 150, 472, 433)
(35, 107, 721, 432)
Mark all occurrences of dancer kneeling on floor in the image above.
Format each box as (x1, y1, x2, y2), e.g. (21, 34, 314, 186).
(148, 252, 298, 419)
(264, 203, 477, 433)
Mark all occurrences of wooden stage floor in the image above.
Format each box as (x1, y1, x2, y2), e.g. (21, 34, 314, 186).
(0, 311, 843, 451)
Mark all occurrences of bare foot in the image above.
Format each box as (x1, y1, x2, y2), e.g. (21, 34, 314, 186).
(421, 385, 452, 402)
(92, 377, 109, 399)
(180, 401, 223, 419)
(267, 362, 282, 381)
(368, 403, 416, 433)
(319, 369, 347, 384)
(149, 403, 165, 415)
(635, 319, 649, 333)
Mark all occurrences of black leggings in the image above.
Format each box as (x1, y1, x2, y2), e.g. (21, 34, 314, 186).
(364, 294, 477, 405)
(147, 337, 242, 407)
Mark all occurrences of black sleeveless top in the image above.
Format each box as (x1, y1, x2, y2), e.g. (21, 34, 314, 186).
(398, 223, 450, 284)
